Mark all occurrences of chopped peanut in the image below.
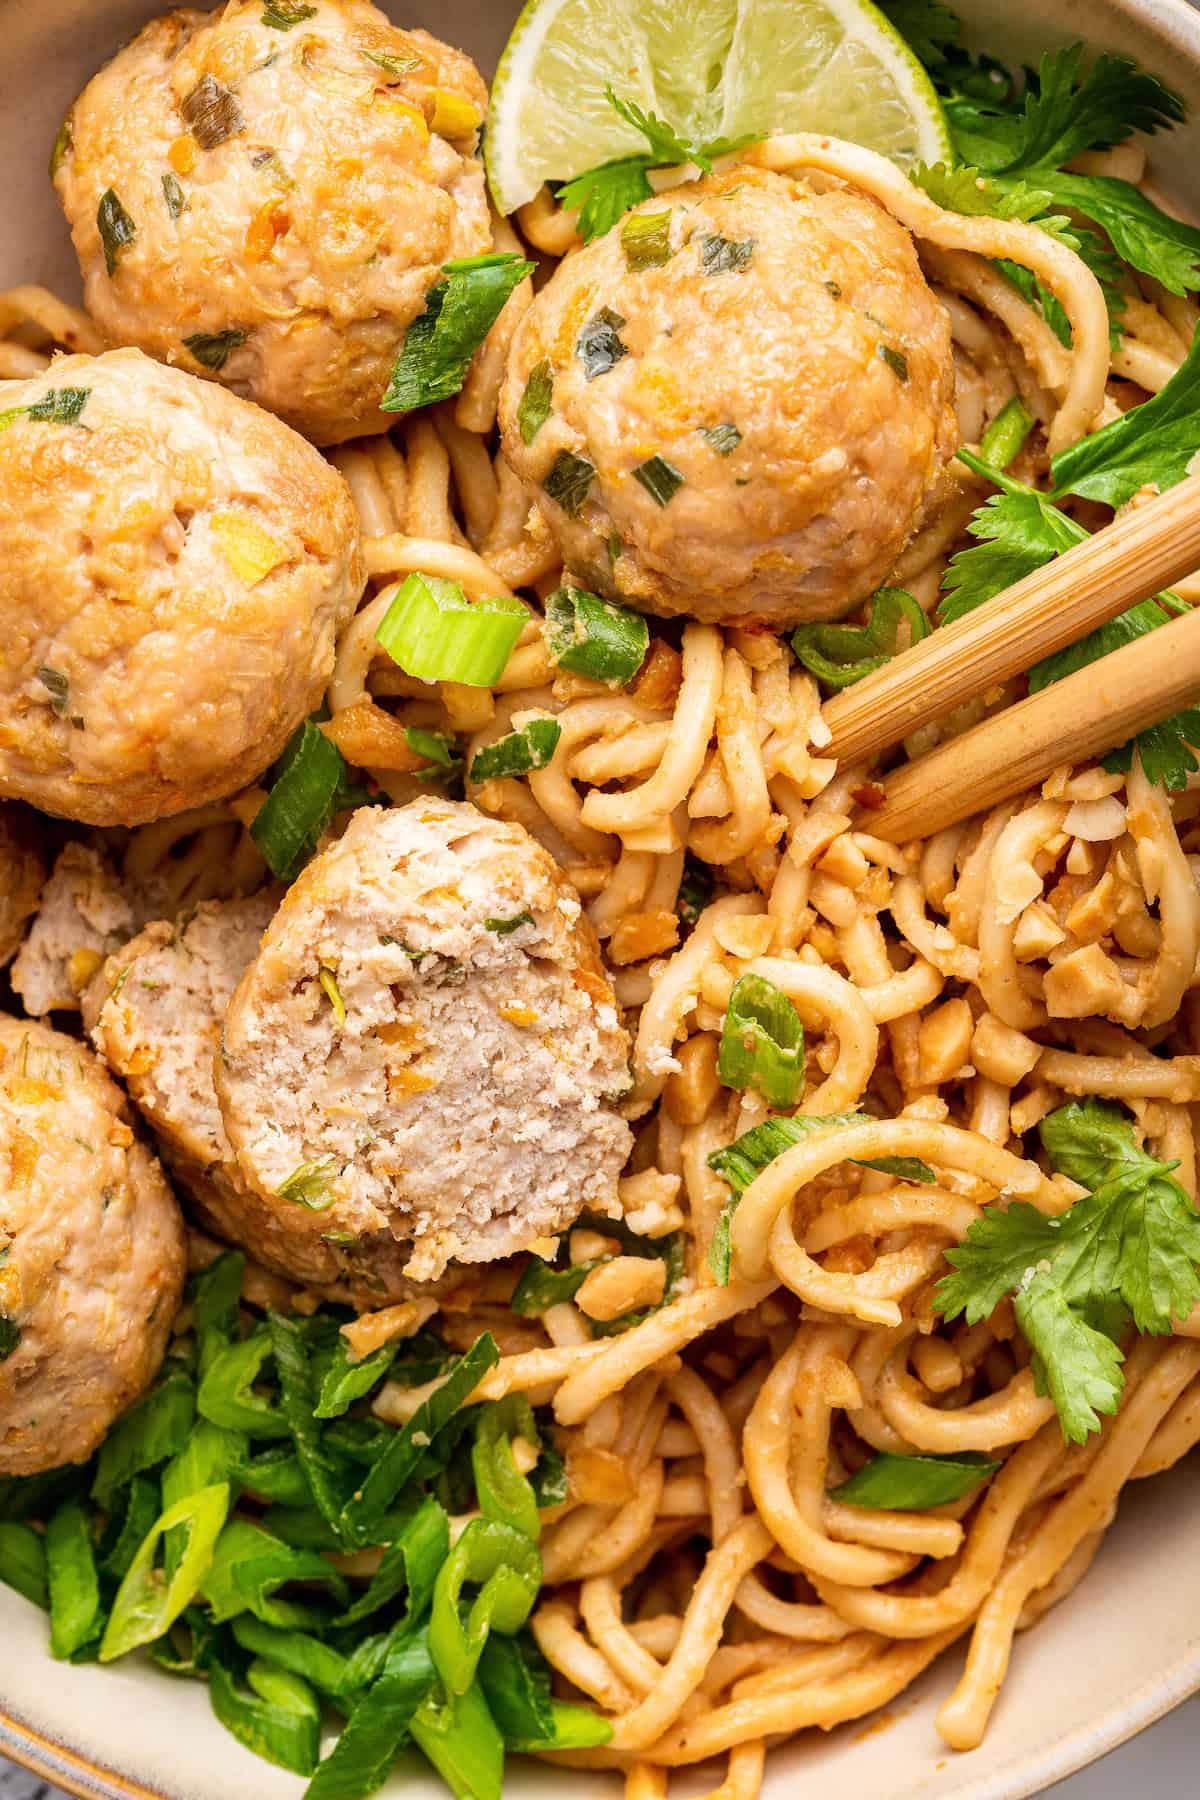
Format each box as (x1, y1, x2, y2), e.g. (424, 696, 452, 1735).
(713, 914, 774, 961)
(971, 1013, 1042, 1087)
(320, 700, 430, 772)
(917, 997, 974, 1086)
(663, 1031, 720, 1126)
(1043, 943, 1132, 1020)
(340, 1297, 436, 1362)
(568, 1445, 635, 1506)
(815, 832, 871, 890)
(575, 1255, 667, 1322)
(1012, 901, 1067, 960)
(633, 640, 683, 709)
(1063, 869, 1120, 945)
(608, 909, 679, 966)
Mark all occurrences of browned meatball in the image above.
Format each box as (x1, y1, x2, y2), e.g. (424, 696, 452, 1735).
(53, 0, 491, 444)
(500, 168, 957, 627)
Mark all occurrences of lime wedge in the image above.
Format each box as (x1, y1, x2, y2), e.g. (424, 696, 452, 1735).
(486, 0, 951, 216)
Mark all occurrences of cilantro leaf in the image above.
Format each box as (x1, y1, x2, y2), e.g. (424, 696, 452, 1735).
(1050, 323, 1200, 507)
(875, 0, 960, 71)
(559, 158, 655, 243)
(938, 466, 1087, 623)
(1016, 1275, 1127, 1444)
(936, 1200, 1064, 1326)
(911, 161, 1055, 224)
(1100, 710, 1200, 789)
(1035, 171, 1200, 296)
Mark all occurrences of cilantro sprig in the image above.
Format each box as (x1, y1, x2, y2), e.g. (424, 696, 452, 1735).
(936, 1101, 1200, 1443)
(558, 87, 758, 243)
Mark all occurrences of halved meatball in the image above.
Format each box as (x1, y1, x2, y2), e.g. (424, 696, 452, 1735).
(11, 843, 137, 1015)
(84, 891, 425, 1307)
(0, 1016, 185, 1475)
(0, 348, 362, 826)
(0, 806, 44, 969)
(54, 0, 491, 444)
(215, 801, 633, 1282)
(499, 167, 957, 627)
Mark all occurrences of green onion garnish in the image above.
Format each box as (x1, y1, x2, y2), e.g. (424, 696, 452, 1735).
(831, 1451, 1001, 1510)
(180, 76, 245, 150)
(276, 1160, 338, 1210)
(383, 253, 534, 414)
(620, 209, 672, 269)
(404, 725, 459, 767)
(717, 974, 805, 1109)
(484, 912, 534, 935)
(544, 585, 648, 685)
(161, 172, 186, 218)
(318, 968, 346, 1026)
(878, 343, 909, 382)
(469, 717, 561, 783)
(374, 572, 526, 687)
(36, 667, 70, 716)
(979, 395, 1034, 470)
(361, 48, 423, 78)
(791, 586, 931, 691)
(0, 1316, 20, 1360)
(699, 233, 754, 274)
(97, 189, 136, 276)
(261, 0, 317, 27)
(517, 360, 553, 445)
(542, 451, 596, 518)
(699, 422, 740, 456)
(632, 455, 684, 507)
(184, 328, 248, 370)
(27, 387, 89, 426)
(49, 111, 73, 179)
(250, 719, 353, 880)
(576, 307, 628, 379)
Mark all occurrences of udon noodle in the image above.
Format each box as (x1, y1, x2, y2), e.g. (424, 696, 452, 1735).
(5, 129, 1200, 1797)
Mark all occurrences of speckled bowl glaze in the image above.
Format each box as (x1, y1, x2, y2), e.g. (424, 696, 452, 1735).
(2, 0, 1200, 1795)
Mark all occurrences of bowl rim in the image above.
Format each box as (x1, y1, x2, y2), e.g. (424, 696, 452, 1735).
(4, 0, 1200, 1794)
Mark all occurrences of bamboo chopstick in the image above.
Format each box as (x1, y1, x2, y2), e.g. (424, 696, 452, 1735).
(858, 606, 1200, 842)
(823, 473, 1200, 766)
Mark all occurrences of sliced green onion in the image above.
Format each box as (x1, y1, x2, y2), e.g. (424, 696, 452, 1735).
(180, 75, 245, 150)
(878, 343, 909, 382)
(318, 966, 346, 1026)
(706, 1113, 936, 1282)
(197, 1331, 290, 1438)
(28, 387, 90, 424)
(632, 454, 684, 507)
(717, 974, 805, 1109)
(98, 1472, 162, 1583)
(92, 1368, 195, 1505)
(530, 1441, 567, 1509)
(510, 1257, 599, 1316)
(699, 422, 741, 456)
(544, 585, 648, 685)
(404, 725, 458, 766)
(261, 0, 317, 26)
(235, 1447, 312, 1508)
(832, 1451, 1001, 1510)
(230, 1615, 355, 1700)
(250, 718, 351, 881)
(338, 1496, 448, 1628)
(791, 586, 931, 691)
(46, 1499, 102, 1659)
(429, 1517, 541, 1695)
(383, 252, 534, 413)
(676, 857, 713, 927)
(338, 1333, 498, 1545)
(268, 1313, 353, 1537)
(99, 1482, 230, 1661)
(621, 209, 672, 269)
(204, 1517, 349, 1628)
(469, 717, 561, 783)
(162, 171, 186, 217)
(699, 233, 754, 274)
(484, 911, 533, 935)
(305, 1629, 436, 1800)
(36, 667, 69, 716)
(276, 1158, 338, 1210)
(49, 110, 73, 179)
(361, 48, 422, 78)
(517, 360, 553, 445)
(472, 1398, 541, 1539)
(979, 395, 1034, 470)
(410, 1678, 504, 1800)
(314, 1335, 400, 1420)
(479, 1631, 611, 1749)
(576, 307, 628, 379)
(0, 1521, 48, 1609)
(208, 1657, 321, 1776)
(183, 328, 247, 370)
(97, 188, 136, 276)
(542, 450, 596, 518)
(374, 571, 526, 687)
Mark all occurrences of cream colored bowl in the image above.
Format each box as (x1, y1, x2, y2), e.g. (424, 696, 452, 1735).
(2, 0, 1200, 1794)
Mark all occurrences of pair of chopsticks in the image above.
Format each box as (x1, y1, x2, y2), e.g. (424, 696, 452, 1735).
(824, 474, 1200, 842)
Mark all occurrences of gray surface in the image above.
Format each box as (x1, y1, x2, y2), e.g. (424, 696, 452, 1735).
(4, 1700, 1197, 1800)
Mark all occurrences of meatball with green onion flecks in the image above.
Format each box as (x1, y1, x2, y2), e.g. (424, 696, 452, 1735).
(499, 167, 957, 628)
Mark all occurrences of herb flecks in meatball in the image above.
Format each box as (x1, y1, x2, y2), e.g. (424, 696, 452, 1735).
(500, 168, 957, 628)
(54, 0, 491, 444)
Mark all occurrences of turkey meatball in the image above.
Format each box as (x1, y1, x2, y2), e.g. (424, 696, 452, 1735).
(215, 801, 633, 1282)
(0, 807, 44, 969)
(84, 891, 427, 1307)
(54, 0, 491, 444)
(0, 1016, 185, 1475)
(499, 167, 957, 627)
(0, 349, 362, 826)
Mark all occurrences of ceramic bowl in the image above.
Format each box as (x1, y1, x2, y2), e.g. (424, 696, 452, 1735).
(2, 0, 1199, 1793)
